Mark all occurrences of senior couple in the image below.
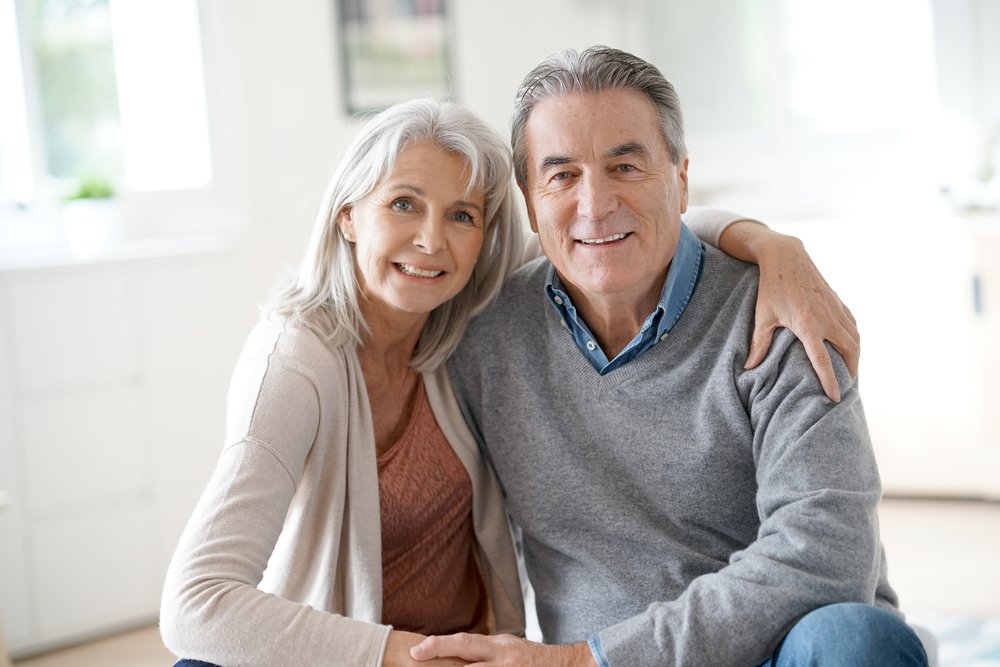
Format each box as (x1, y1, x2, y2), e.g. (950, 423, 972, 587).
(160, 46, 928, 666)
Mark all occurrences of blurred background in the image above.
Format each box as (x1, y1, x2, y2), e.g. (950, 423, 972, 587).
(0, 0, 998, 664)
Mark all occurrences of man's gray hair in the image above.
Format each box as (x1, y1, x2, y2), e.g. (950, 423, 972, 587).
(511, 45, 687, 186)
(267, 98, 525, 372)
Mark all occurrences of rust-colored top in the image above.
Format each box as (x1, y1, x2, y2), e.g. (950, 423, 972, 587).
(377, 382, 488, 634)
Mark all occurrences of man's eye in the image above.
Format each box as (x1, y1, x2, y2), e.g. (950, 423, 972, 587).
(552, 172, 572, 181)
(616, 164, 636, 173)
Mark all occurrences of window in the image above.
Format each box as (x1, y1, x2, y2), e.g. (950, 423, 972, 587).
(646, 0, 942, 220)
(779, 0, 937, 134)
(0, 0, 211, 208)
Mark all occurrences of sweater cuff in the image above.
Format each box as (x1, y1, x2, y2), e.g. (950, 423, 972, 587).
(595, 612, 662, 667)
(373, 624, 392, 667)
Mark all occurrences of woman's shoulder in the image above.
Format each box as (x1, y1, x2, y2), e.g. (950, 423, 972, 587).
(231, 312, 358, 408)
(246, 310, 350, 368)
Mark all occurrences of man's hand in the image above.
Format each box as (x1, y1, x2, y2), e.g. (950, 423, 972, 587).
(720, 221, 860, 402)
(410, 633, 597, 667)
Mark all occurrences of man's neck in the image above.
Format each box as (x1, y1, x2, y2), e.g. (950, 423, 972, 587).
(565, 281, 663, 359)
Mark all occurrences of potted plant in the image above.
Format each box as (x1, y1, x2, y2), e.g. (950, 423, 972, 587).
(61, 175, 120, 257)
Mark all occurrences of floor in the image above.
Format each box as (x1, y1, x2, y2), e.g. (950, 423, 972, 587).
(9, 497, 1000, 667)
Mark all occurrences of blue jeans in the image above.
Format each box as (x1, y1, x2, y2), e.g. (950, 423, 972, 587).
(760, 602, 928, 666)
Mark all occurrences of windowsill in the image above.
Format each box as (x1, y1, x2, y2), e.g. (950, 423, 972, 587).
(0, 200, 239, 273)
(0, 232, 235, 273)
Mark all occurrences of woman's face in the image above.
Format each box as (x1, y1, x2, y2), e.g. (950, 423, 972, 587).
(338, 141, 486, 324)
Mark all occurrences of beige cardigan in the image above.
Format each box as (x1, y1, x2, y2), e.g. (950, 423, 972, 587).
(160, 315, 525, 667)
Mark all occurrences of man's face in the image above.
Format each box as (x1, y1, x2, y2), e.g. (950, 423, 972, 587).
(520, 88, 688, 314)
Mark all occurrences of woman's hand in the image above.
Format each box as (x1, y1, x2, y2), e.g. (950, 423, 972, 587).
(410, 633, 596, 667)
(720, 222, 860, 402)
(384, 630, 470, 667)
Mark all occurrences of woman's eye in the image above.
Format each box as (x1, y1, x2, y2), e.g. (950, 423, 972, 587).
(452, 210, 475, 224)
(392, 198, 414, 212)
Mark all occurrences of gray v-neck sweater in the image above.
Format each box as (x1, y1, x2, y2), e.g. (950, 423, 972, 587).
(448, 242, 899, 667)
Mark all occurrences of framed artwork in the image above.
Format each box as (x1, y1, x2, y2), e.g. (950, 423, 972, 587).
(337, 0, 452, 114)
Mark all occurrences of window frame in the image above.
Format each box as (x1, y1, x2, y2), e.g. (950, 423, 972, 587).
(0, 0, 234, 261)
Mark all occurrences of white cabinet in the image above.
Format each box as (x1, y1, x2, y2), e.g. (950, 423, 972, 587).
(0, 287, 32, 651)
(778, 214, 1000, 499)
(0, 265, 161, 655)
(0, 247, 253, 658)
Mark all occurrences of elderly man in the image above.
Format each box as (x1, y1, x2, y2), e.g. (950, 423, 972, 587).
(413, 47, 927, 667)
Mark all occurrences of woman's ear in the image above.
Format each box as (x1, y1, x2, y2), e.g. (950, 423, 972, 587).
(337, 205, 355, 242)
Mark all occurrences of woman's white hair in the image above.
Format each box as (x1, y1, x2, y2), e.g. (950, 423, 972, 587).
(266, 98, 525, 372)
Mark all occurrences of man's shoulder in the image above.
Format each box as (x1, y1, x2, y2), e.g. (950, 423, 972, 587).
(456, 256, 550, 362)
(695, 244, 760, 313)
(479, 255, 550, 319)
(703, 243, 758, 284)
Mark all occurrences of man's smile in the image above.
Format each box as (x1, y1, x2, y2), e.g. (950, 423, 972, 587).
(578, 232, 631, 245)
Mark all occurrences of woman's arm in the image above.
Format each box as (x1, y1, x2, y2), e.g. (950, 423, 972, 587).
(160, 323, 391, 666)
(684, 208, 859, 402)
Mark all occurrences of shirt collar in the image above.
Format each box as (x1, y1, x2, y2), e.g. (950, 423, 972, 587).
(544, 223, 704, 372)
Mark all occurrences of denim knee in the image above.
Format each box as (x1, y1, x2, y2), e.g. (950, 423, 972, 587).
(771, 602, 928, 667)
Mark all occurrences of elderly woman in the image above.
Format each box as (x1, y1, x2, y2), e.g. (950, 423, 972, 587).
(160, 98, 856, 667)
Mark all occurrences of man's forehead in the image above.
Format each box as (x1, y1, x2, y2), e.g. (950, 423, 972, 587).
(524, 90, 667, 163)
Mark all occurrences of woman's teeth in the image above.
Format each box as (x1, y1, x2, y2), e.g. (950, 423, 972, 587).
(396, 263, 443, 277)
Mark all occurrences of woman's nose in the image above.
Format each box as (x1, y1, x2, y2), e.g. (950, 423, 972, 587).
(413, 215, 445, 253)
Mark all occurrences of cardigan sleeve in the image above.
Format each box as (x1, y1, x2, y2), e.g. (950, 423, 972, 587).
(160, 322, 391, 667)
(683, 206, 764, 248)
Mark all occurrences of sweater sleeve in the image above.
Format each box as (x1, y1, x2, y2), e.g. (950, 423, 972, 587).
(683, 206, 764, 248)
(594, 336, 886, 667)
(160, 324, 391, 667)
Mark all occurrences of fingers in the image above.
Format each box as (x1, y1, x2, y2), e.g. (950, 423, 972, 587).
(827, 324, 860, 379)
(412, 633, 491, 663)
(800, 336, 840, 402)
(745, 317, 779, 370)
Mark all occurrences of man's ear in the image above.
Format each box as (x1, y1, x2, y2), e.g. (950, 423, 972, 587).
(678, 157, 689, 214)
(518, 182, 539, 234)
(337, 205, 355, 242)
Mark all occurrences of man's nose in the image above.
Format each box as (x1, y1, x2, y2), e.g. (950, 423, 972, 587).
(576, 171, 617, 221)
(413, 215, 445, 253)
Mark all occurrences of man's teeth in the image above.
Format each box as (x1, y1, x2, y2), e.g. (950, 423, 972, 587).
(396, 263, 443, 278)
(580, 233, 628, 245)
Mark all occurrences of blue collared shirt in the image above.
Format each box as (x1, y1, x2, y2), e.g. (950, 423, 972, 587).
(544, 223, 704, 375)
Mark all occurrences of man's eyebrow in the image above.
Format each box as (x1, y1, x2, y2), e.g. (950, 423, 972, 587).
(539, 155, 573, 170)
(607, 142, 648, 159)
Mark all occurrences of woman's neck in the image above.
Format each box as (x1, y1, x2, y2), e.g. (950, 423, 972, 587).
(357, 299, 427, 372)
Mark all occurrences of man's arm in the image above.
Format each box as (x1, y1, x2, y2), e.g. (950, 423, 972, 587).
(587, 339, 885, 666)
(684, 207, 859, 402)
(415, 340, 885, 667)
